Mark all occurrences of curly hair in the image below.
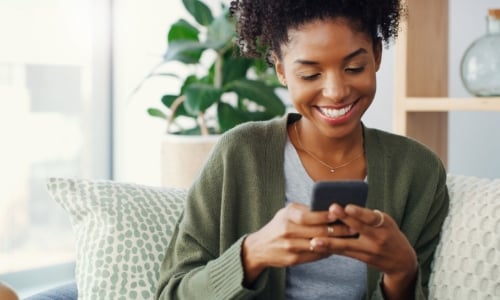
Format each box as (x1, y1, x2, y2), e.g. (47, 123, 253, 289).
(229, 0, 405, 64)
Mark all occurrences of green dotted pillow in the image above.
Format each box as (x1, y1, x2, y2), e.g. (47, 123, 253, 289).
(47, 177, 186, 300)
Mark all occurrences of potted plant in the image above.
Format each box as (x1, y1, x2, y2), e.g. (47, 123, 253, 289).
(141, 0, 286, 187)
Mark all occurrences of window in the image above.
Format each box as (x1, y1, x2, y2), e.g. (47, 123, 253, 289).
(0, 0, 111, 292)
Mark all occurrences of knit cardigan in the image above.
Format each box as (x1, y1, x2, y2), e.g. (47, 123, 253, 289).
(156, 113, 449, 300)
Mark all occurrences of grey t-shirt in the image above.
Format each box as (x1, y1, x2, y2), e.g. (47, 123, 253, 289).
(284, 135, 366, 300)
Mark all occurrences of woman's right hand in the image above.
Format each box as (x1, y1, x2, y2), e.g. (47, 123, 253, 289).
(241, 202, 351, 285)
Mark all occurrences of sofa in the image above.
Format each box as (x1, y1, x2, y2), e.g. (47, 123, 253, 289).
(24, 174, 500, 299)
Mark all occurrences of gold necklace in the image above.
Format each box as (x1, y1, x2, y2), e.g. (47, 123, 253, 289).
(293, 122, 364, 173)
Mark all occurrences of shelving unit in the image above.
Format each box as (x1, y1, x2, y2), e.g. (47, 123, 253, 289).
(393, 0, 500, 167)
(402, 97, 500, 112)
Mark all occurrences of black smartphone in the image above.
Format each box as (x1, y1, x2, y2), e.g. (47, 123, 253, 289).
(310, 180, 368, 211)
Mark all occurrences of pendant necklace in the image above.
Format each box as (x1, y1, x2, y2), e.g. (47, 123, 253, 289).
(293, 122, 364, 173)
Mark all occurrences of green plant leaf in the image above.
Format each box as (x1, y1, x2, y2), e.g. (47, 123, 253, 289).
(183, 83, 223, 115)
(182, 0, 213, 26)
(165, 19, 203, 64)
(168, 19, 199, 43)
(179, 75, 214, 103)
(163, 40, 206, 64)
(221, 53, 253, 85)
(225, 79, 286, 116)
(205, 15, 235, 50)
(161, 95, 178, 108)
(180, 75, 201, 95)
(147, 108, 168, 119)
(217, 102, 250, 132)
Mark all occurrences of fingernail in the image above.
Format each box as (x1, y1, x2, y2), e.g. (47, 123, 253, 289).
(345, 205, 357, 214)
(312, 239, 324, 247)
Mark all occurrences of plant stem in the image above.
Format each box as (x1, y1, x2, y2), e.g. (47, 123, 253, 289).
(215, 52, 223, 89)
(166, 95, 186, 133)
(198, 112, 209, 136)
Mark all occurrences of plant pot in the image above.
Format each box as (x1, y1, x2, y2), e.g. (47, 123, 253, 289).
(160, 134, 219, 188)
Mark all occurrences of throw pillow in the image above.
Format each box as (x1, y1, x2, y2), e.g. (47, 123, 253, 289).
(47, 177, 186, 300)
(429, 175, 500, 299)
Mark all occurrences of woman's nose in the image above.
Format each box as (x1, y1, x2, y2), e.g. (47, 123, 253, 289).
(322, 74, 350, 102)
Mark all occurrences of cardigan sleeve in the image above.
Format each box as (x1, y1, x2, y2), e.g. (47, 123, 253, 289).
(411, 166, 450, 299)
(156, 231, 267, 300)
(368, 174, 448, 299)
(155, 132, 273, 300)
(364, 129, 450, 300)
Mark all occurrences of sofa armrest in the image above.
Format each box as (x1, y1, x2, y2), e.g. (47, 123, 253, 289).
(24, 281, 77, 300)
(429, 175, 500, 299)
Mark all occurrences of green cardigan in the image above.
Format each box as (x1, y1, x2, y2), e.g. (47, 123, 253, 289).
(156, 113, 449, 300)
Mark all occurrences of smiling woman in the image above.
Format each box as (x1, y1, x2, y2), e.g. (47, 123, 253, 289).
(155, 1, 449, 300)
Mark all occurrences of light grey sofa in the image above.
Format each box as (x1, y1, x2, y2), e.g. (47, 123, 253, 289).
(26, 174, 500, 299)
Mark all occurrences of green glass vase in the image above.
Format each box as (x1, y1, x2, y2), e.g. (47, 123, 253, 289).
(460, 9, 500, 96)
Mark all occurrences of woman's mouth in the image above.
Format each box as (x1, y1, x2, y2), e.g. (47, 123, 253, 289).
(317, 101, 356, 119)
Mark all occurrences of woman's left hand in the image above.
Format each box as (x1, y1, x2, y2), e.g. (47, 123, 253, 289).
(310, 204, 418, 298)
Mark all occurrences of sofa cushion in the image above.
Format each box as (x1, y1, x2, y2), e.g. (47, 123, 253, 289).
(47, 178, 186, 300)
(429, 175, 500, 299)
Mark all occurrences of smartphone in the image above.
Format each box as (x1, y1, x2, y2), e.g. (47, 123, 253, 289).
(310, 180, 368, 211)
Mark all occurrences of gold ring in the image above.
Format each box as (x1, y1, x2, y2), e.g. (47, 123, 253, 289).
(327, 225, 334, 237)
(373, 210, 385, 228)
(309, 240, 315, 252)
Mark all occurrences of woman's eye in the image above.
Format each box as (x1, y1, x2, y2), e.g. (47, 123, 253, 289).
(300, 74, 320, 81)
(346, 66, 365, 73)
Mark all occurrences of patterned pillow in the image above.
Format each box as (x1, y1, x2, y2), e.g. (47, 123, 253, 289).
(429, 175, 500, 299)
(47, 178, 186, 300)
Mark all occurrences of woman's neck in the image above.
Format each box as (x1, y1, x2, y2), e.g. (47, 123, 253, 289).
(294, 119, 364, 161)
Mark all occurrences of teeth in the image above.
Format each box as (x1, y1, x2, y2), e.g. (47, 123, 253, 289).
(319, 103, 353, 118)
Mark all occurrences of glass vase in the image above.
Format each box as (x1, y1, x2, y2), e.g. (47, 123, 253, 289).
(460, 9, 500, 97)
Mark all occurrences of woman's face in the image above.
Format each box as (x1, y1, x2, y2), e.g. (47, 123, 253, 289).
(275, 18, 382, 140)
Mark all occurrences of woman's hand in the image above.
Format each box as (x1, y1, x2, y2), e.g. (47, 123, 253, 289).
(242, 202, 418, 299)
(242, 202, 355, 285)
(310, 204, 418, 299)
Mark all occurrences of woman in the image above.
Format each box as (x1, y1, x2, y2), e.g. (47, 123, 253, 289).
(156, 0, 449, 299)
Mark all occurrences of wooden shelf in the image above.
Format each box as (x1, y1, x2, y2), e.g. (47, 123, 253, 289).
(403, 97, 500, 112)
(393, 0, 450, 165)
(394, 0, 499, 167)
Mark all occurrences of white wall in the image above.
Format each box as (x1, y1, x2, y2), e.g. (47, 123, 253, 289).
(362, 45, 394, 133)
(113, 0, 500, 184)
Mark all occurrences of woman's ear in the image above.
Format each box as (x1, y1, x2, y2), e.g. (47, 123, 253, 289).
(273, 52, 287, 87)
(373, 38, 383, 71)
